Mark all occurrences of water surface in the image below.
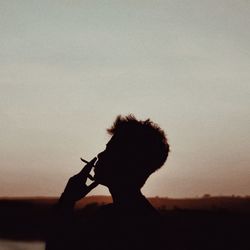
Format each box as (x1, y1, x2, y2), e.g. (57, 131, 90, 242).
(0, 239, 44, 250)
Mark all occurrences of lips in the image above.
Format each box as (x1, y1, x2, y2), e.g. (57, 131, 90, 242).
(94, 161, 99, 169)
(93, 161, 101, 174)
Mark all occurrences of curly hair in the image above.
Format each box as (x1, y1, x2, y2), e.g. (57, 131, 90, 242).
(107, 115, 169, 177)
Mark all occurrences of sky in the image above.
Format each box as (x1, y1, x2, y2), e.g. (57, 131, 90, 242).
(0, 0, 249, 198)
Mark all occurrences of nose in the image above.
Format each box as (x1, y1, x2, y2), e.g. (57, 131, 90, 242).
(97, 150, 105, 160)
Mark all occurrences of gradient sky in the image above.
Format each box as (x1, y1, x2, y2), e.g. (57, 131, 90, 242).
(0, 0, 249, 197)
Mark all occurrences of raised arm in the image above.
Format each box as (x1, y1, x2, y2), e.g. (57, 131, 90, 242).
(45, 158, 98, 250)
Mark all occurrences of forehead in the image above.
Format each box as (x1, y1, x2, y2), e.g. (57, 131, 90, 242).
(106, 134, 128, 148)
(106, 135, 119, 147)
(105, 135, 137, 157)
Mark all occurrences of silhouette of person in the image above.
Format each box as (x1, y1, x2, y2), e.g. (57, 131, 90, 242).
(46, 115, 169, 250)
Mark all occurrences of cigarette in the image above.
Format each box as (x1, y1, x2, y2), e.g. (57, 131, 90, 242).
(80, 157, 95, 181)
(80, 158, 89, 164)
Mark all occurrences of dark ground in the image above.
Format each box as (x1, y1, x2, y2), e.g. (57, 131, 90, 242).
(0, 196, 249, 250)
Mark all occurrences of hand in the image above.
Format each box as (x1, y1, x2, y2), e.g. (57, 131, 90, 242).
(60, 157, 98, 204)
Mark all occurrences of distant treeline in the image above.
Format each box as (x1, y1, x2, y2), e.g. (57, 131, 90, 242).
(0, 195, 249, 212)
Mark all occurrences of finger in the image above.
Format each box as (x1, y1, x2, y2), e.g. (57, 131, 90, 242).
(78, 157, 97, 176)
(85, 181, 99, 193)
(88, 174, 95, 181)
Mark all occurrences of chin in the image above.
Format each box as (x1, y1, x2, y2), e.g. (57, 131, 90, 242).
(94, 175, 109, 187)
(94, 173, 105, 184)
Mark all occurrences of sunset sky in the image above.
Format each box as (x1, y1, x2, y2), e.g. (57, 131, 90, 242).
(0, 0, 249, 198)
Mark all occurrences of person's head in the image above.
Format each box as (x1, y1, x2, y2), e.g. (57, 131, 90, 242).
(94, 115, 169, 190)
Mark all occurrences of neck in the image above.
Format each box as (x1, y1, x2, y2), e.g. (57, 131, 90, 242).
(109, 186, 143, 206)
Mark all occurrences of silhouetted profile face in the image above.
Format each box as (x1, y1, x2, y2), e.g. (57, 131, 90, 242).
(94, 135, 131, 188)
(93, 115, 169, 189)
